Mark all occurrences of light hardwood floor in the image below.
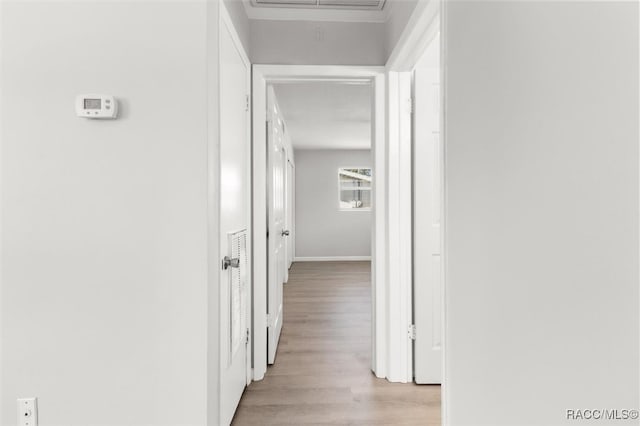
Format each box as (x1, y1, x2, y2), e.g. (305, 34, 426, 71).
(232, 261, 441, 426)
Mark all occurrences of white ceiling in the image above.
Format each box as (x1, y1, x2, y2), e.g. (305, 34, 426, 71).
(272, 82, 371, 150)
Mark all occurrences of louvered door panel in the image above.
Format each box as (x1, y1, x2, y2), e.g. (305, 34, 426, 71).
(229, 229, 248, 359)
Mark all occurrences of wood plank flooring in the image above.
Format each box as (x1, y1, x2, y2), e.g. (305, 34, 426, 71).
(232, 261, 441, 426)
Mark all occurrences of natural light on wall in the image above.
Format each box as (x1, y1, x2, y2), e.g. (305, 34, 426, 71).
(338, 167, 372, 210)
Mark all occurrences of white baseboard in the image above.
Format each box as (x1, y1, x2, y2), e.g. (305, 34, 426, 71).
(294, 256, 371, 262)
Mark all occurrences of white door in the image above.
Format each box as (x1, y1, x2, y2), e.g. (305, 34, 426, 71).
(286, 160, 295, 270)
(283, 157, 290, 284)
(413, 64, 443, 384)
(219, 16, 251, 425)
(267, 87, 286, 364)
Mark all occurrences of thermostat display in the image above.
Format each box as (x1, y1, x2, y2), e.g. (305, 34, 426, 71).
(76, 94, 117, 119)
(84, 98, 101, 109)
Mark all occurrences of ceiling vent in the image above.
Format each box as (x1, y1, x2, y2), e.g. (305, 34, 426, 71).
(255, 0, 316, 4)
(253, 0, 385, 10)
(318, 0, 382, 7)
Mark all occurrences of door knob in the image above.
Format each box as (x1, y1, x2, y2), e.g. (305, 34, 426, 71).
(222, 256, 240, 270)
(281, 230, 290, 236)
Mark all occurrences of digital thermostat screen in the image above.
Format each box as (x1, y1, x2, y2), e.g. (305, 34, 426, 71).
(84, 99, 102, 110)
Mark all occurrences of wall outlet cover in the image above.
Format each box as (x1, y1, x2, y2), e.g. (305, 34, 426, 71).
(17, 398, 38, 426)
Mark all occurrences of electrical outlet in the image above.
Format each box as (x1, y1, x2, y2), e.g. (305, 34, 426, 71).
(17, 398, 37, 426)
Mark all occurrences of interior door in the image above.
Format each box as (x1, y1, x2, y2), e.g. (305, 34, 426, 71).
(286, 160, 295, 270)
(283, 156, 290, 284)
(413, 62, 443, 384)
(219, 16, 251, 425)
(267, 87, 286, 364)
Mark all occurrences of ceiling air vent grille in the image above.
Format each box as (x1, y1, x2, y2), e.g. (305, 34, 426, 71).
(255, 0, 316, 4)
(319, 0, 382, 7)
(253, 0, 385, 10)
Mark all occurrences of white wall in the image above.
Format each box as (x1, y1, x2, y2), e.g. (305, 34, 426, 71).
(1, 2, 216, 425)
(385, 0, 418, 59)
(444, 2, 639, 425)
(250, 20, 386, 65)
(295, 149, 371, 258)
(223, 0, 251, 56)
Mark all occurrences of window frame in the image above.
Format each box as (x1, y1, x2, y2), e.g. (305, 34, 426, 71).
(337, 166, 372, 212)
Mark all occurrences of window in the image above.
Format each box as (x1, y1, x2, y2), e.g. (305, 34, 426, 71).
(339, 168, 372, 210)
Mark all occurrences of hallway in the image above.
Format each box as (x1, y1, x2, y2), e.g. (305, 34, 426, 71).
(232, 261, 441, 425)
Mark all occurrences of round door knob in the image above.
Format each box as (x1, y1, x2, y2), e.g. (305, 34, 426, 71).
(222, 256, 240, 270)
(281, 230, 290, 236)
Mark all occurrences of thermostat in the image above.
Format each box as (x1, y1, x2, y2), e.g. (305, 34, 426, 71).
(76, 94, 118, 119)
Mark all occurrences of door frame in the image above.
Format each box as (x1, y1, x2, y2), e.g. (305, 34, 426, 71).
(252, 65, 389, 381)
(385, 0, 444, 418)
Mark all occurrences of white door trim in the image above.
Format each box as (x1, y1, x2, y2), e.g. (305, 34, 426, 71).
(252, 65, 387, 381)
(384, 71, 413, 383)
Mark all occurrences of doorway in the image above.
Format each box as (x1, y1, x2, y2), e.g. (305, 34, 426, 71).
(235, 67, 442, 425)
(251, 66, 391, 380)
(249, 2, 444, 412)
